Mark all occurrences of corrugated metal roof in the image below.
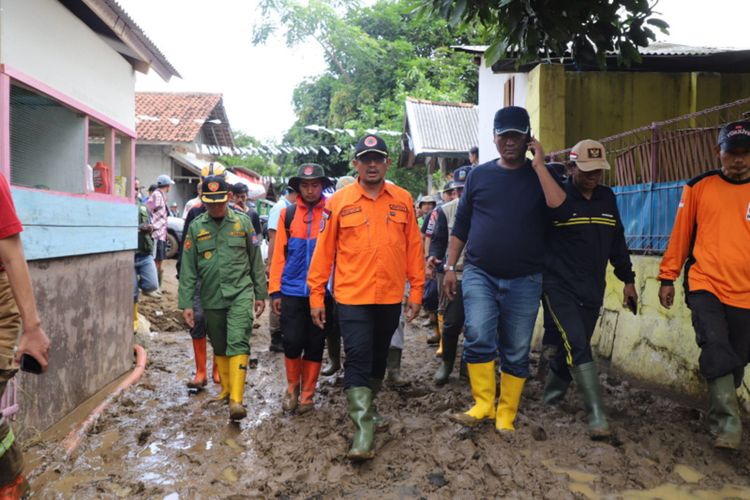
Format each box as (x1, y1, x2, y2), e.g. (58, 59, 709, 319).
(405, 97, 478, 157)
(452, 42, 739, 58)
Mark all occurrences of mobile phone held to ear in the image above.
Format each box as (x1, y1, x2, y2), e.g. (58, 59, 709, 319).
(627, 296, 638, 315)
(20, 354, 43, 374)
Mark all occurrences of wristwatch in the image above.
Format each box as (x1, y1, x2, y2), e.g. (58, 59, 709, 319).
(445, 265, 456, 272)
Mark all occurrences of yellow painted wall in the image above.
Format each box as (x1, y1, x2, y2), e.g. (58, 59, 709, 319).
(524, 65, 750, 150)
(564, 71, 693, 146)
(526, 64, 566, 152)
(720, 74, 750, 103)
(532, 256, 750, 411)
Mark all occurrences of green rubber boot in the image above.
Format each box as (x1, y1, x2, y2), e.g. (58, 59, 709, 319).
(346, 387, 375, 461)
(708, 374, 742, 450)
(385, 348, 407, 387)
(543, 369, 571, 407)
(570, 362, 610, 439)
(369, 378, 388, 430)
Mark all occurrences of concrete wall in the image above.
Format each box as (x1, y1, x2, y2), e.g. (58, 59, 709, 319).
(589, 256, 749, 410)
(135, 144, 172, 189)
(476, 58, 527, 163)
(0, 0, 136, 129)
(16, 251, 134, 437)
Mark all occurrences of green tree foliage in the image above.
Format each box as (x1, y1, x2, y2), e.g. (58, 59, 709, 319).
(253, 0, 483, 195)
(421, 0, 669, 69)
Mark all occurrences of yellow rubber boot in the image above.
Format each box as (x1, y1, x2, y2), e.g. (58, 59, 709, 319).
(496, 372, 526, 432)
(449, 361, 496, 426)
(133, 303, 139, 332)
(435, 312, 444, 357)
(214, 355, 231, 402)
(228, 354, 249, 421)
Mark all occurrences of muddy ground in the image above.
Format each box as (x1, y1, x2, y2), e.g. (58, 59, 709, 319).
(23, 260, 750, 499)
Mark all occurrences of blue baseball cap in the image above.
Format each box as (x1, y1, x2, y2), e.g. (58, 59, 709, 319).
(156, 174, 175, 187)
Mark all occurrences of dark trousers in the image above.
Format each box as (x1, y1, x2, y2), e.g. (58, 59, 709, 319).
(189, 280, 206, 340)
(281, 295, 333, 362)
(542, 289, 600, 381)
(326, 301, 341, 358)
(337, 303, 402, 389)
(442, 282, 465, 364)
(687, 291, 750, 385)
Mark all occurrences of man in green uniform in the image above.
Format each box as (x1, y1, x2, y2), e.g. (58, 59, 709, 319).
(178, 175, 268, 421)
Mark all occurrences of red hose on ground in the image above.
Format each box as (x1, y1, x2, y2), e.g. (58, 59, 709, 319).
(62, 344, 147, 460)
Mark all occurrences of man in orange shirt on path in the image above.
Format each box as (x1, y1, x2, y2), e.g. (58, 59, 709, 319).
(307, 134, 425, 461)
(659, 120, 750, 450)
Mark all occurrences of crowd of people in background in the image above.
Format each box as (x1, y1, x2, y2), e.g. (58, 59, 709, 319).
(128, 104, 750, 463)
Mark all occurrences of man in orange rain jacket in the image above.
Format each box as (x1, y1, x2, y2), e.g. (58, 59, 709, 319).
(269, 163, 334, 415)
(307, 134, 425, 461)
(658, 120, 750, 450)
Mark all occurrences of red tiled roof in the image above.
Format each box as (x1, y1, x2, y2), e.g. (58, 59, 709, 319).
(135, 92, 225, 143)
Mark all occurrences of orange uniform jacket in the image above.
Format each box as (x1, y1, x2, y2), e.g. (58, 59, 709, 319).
(268, 196, 326, 297)
(659, 170, 750, 308)
(307, 181, 425, 309)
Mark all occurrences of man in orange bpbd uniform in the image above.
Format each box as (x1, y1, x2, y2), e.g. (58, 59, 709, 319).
(307, 135, 425, 461)
(659, 121, 750, 450)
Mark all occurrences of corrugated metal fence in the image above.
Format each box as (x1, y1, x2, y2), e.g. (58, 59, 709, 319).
(551, 97, 750, 254)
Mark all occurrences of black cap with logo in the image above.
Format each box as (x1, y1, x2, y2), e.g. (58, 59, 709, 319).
(494, 106, 531, 136)
(200, 175, 230, 203)
(355, 134, 389, 158)
(718, 121, 750, 152)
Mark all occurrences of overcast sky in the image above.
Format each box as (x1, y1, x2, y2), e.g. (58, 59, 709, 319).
(120, 0, 750, 143)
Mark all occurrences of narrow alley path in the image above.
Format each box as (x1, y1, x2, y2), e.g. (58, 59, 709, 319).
(23, 262, 750, 499)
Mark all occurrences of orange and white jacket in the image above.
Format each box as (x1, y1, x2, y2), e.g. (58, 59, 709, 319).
(307, 181, 425, 308)
(659, 170, 750, 308)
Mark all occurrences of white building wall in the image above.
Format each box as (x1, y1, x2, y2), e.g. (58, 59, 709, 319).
(0, 0, 136, 129)
(476, 57, 528, 164)
(136, 144, 172, 188)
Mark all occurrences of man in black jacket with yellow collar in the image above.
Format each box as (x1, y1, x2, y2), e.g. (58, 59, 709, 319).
(542, 139, 638, 439)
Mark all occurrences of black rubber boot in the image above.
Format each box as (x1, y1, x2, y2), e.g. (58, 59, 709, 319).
(433, 331, 457, 386)
(269, 331, 284, 353)
(543, 369, 570, 407)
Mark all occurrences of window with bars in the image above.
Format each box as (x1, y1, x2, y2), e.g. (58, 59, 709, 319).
(8, 80, 134, 198)
(10, 83, 86, 193)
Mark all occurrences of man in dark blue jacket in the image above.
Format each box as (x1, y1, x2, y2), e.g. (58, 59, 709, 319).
(269, 164, 334, 414)
(542, 139, 637, 439)
(444, 106, 566, 433)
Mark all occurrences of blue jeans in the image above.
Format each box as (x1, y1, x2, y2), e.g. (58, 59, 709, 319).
(134, 253, 159, 300)
(461, 263, 542, 378)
